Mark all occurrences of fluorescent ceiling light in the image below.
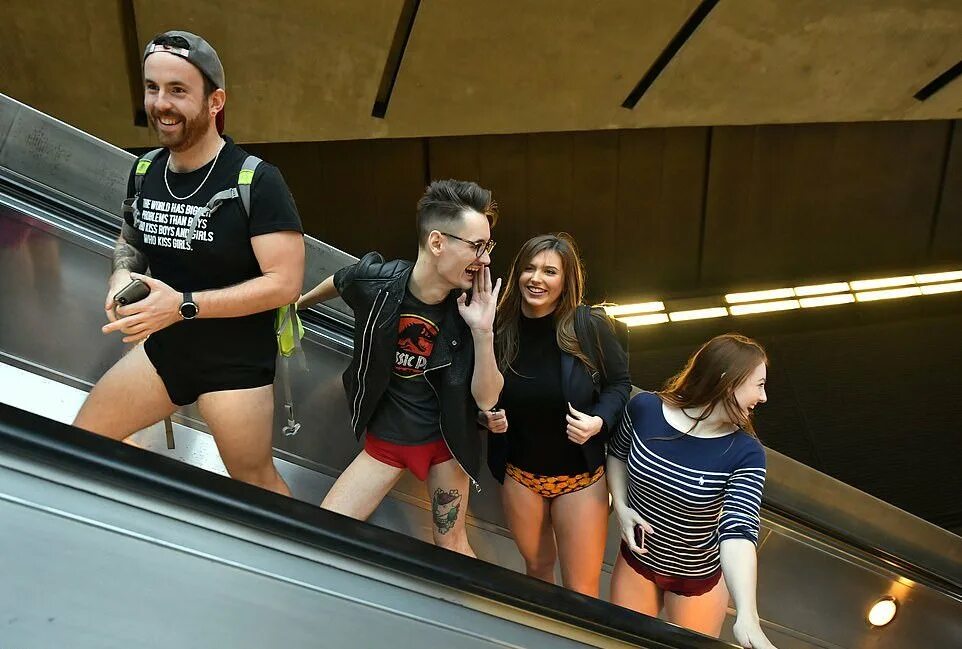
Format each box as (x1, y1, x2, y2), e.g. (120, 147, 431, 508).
(725, 288, 795, 304)
(915, 271, 962, 284)
(618, 313, 670, 327)
(729, 300, 800, 315)
(849, 276, 915, 291)
(855, 287, 922, 302)
(668, 307, 729, 322)
(604, 301, 665, 317)
(799, 294, 855, 308)
(793, 282, 850, 297)
(920, 281, 962, 295)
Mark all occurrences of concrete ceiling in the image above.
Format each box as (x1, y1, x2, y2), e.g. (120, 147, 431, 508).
(2, 0, 961, 147)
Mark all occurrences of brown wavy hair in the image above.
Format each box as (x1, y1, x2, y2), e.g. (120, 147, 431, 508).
(658, 334, 768, 436)
(495, 233, 594, 373)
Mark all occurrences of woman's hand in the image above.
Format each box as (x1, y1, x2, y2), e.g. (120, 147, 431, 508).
(613, 503, 654, 555)
(566, 402, 604, 444)
(732, 616, 777, 649)
(477, 409, 508, 433)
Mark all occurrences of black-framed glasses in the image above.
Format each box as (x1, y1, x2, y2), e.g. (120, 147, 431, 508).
(440, 232, 496, 258)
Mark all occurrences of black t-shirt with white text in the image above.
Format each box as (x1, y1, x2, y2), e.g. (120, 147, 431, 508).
(124, 136, 303, 369)
(366, 289, 447, 445)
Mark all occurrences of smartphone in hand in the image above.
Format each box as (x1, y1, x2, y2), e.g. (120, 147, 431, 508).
(113, 279, 150, 306)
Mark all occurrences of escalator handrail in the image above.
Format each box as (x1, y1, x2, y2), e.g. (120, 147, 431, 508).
(0, 402, 733, 649)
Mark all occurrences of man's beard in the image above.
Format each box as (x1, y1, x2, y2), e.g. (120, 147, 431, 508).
(151, 102, 211, 152)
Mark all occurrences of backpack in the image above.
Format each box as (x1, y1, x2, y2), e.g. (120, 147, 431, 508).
(127, 149, 306, 446)
(573, 304, 629, 398)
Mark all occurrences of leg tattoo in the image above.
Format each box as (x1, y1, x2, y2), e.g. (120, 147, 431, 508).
(432, 488, 462, 535)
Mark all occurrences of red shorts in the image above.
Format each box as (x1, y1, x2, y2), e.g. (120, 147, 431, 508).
(619, 542, 722, 597)
(364, 434, 453, 481)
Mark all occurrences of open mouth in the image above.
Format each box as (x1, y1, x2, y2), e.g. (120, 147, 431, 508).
(154, 115, 182, 130)
(525, 285, 548, 298)
(464, 263, 483, 278)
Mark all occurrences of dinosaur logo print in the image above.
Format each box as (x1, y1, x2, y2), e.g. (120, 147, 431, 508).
(393, 314, 438, 378)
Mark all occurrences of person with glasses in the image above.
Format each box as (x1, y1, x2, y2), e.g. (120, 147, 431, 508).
(478, 233, 630, 597)
(607, 334, 776, 649)
(297, 179, 502, 556)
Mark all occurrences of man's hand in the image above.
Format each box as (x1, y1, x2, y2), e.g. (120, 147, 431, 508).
(104, 271, 133, 323)
(102, 273, 182, 343)
(458, 267, 501, 334)
(478, 409, 508, 433)
(566, 402, 604, 445)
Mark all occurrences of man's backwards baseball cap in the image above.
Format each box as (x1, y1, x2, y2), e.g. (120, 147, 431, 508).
(144, 31, 226, 132)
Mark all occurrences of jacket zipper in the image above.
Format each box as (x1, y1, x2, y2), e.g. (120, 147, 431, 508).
(424, 362, 481, 493)
(353, 289, 389, 432)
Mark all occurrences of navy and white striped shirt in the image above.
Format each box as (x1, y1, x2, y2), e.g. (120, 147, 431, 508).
(609, 391, 766, 578)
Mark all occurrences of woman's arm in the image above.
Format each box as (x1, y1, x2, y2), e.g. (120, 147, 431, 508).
(607, 455, 653, 555)
(589, 314, 631, 437)
(721, 539, 777, 649)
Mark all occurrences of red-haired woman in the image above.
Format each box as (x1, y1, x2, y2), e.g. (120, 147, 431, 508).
(607, 334, 776, 649)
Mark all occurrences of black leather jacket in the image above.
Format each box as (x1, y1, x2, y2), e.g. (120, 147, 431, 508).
(334, 252, 484, 487)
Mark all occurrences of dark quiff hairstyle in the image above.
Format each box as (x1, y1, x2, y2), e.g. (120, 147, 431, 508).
(495, 232, 597, 374)
(658, 333, 768, 436)
(416, 179, 498, 246)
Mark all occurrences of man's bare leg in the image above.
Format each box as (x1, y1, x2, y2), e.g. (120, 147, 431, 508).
(73, 344, 177, 439)
(197, 385, 292, 497)
(426, 459, 475, 557)
(321, 450, 404, 520)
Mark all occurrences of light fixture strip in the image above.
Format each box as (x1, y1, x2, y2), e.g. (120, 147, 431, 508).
(725, 288, 795, 304)
(619, 313, 670, 327)
(849, 276, 916, 291)
(668, 307, 729, 322)
(729, 299, 800, 315)
(855, 286, 922, 302)
(604, 301, 666, 317)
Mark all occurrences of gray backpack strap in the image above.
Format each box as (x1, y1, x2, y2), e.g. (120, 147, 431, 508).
(125, 148, 164, 228)
(186, 187, 238, 246)
(237, 155, 262, 217)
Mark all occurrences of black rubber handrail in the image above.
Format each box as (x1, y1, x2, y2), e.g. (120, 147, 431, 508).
(0, 403, 733, 649)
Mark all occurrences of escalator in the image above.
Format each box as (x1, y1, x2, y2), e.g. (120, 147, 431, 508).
(1, 93, 960, 648)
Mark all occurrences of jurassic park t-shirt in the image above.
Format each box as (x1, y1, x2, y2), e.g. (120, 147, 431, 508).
(366, 289, 447, 445)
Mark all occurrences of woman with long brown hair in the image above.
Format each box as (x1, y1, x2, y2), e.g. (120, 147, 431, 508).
(607, 334, 776, 649)
(482, 233, 630, 596)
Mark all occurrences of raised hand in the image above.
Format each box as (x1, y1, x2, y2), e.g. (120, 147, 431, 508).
(457, 266, 501, 334)
(102, 272, 182, 343)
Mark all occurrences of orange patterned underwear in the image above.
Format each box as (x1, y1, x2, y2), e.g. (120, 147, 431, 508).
(505, 463, 605, 498)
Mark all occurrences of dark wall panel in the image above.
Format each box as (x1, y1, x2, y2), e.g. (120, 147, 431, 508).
(702, 121, 950, 289)
(932, 121, 962, 263)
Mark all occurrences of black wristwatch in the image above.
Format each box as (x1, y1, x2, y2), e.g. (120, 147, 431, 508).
(179, 291, 199, 320)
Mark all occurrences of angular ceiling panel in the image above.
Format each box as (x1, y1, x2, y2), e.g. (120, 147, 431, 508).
(631, 0, 962, 126)
(380, 0, 700, 137)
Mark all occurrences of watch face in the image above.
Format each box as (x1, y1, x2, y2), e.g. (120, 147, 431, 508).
(180, 302, 198, 319)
